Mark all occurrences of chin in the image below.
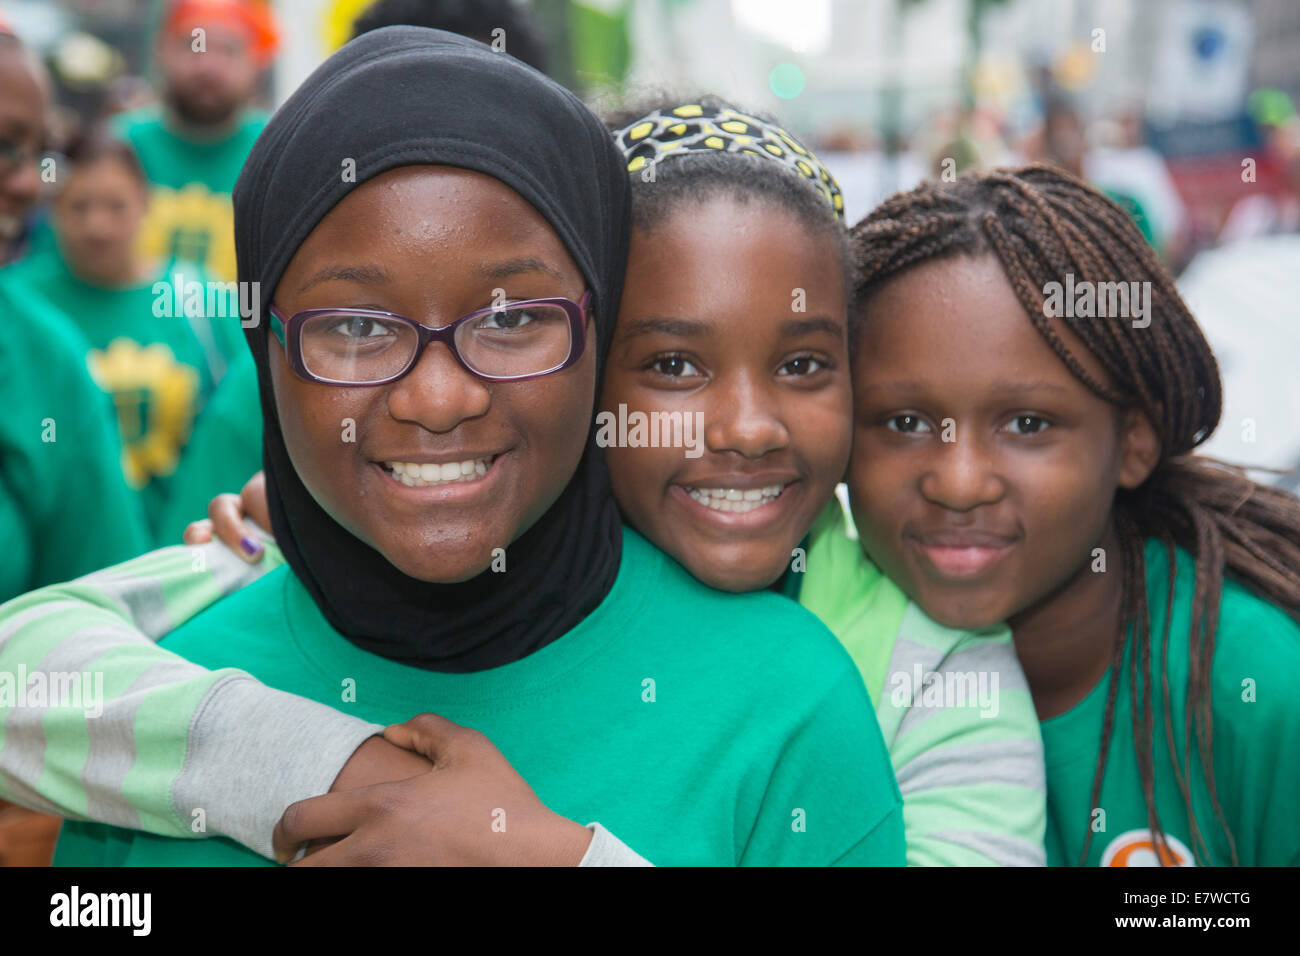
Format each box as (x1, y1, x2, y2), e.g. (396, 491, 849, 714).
(387, 553, 494, 584)
(681, 551, 785, 594)
(921, 598, 1007, 632)
(375, 536, 499, 584)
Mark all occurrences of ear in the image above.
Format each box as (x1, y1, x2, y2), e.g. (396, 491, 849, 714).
(1116, 407, 1160, 490)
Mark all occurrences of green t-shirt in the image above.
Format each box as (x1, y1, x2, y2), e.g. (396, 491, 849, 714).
(0, 281, 149, 602)
(56, 527, 906, 867)
(156, 353, 262, 544)
(110, 107, 267, 281)
(1, 251, 246, 541)
(1043, 538, 1300, 866)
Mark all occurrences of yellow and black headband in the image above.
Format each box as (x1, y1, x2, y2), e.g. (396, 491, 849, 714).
(612, 102, 845, 220)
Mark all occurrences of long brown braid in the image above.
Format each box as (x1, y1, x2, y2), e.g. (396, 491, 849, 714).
(850, 164, 1300, 866)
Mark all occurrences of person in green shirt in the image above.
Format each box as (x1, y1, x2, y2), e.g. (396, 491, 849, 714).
(0, 279, 150, 603)
(18, 28, 905, 868)
(0, 32, 149, 598)
(840, 165, 1300, 866)
(111, 0, 278, 281)
(0, 129, 251, 541)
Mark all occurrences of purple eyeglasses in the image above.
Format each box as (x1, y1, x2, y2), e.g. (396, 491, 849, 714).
(268, 291, 591, 386)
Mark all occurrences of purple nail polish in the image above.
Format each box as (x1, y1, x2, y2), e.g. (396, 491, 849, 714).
(240, 536, 262, 556)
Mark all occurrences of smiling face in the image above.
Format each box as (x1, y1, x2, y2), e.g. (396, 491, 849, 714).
(600, 197, 851, 592)
(269, 165, 595, 583)
(847, 253, 1154, 629)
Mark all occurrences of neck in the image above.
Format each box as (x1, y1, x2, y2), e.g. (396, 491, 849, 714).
(1009, 519, 1128, 720)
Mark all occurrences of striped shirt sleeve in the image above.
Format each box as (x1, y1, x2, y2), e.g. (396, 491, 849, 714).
(880, 604, 1047, 866)
(0, 536, 383, 860)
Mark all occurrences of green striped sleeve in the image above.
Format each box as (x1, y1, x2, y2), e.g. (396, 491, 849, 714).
(882, 605, 1046, 866)
(0, 538, 384, 858)
(799, 493, 1047, 866)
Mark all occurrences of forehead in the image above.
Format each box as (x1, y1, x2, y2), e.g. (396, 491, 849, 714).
(623, 199, 845, 307)
(0, 50, 46, 139)
(854, 253, 1115, 395)
(297, 166, 574, 263)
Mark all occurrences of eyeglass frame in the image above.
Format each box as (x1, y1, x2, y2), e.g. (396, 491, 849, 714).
(0, 137, 51, 178)
(267, 290, 591, 386)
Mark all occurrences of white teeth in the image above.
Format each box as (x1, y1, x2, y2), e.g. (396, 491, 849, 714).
(384, 458, 492, 487)
(685, 484, 786, 514)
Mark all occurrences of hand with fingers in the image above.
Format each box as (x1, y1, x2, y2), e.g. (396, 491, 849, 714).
(274, 713, 594, 866)
(183, 471, 272, 561)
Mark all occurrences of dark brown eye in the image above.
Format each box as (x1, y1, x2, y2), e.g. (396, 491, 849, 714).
(885, 414, 931, 434)
(1005, 415, 1050, 436)
(650, 355, 700, 377)
(778, 355, 826, 376)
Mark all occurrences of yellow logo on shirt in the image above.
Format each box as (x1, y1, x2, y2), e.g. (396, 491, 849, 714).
(87, 339, 200, 488)
(136, 183, 237, 281)
(1100, 829, 1196, 866)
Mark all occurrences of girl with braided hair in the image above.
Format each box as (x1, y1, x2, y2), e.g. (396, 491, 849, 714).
(833, 163, 1300, 866)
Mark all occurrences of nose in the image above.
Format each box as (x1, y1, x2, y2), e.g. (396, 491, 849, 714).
(918, 434, 1006, 511)
(386, 341, 491, 433)
(703, 373, 790, 459)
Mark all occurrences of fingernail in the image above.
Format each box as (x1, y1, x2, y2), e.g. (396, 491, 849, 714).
(240, 536, 263, 556)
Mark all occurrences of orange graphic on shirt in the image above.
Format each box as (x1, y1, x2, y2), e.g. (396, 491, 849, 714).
(1100, 829, 1195, 867)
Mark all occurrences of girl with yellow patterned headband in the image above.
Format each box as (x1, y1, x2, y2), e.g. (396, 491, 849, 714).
(598, 95, 853, 592)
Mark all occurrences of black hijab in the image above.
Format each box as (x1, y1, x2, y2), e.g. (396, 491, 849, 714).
(234, 27, 629, 672)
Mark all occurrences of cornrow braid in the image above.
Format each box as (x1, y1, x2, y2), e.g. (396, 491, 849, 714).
(851, 163, 1300, 867)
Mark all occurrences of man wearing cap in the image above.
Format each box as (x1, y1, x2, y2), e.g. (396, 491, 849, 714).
(111, 0, 278, 280)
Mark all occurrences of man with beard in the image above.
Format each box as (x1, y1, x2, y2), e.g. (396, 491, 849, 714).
(111, 0, 278, 280)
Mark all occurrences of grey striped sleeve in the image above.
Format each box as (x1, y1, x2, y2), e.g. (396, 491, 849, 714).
(178, 676, 383, 859)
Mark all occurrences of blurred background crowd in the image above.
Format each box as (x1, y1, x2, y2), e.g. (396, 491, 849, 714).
(0, 0, 1297, 860)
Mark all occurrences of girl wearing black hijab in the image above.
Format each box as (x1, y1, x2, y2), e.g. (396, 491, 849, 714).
(9, 27, 903, 866)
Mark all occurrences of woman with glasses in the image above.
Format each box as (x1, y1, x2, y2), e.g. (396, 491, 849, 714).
(2, 27, 904, 867)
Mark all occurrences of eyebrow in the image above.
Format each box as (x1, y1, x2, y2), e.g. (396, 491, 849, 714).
(295, 256, 566, 296)
(478, 257, 565, 282)
(617, 316, 711, 340)
(782, 316, 843, 338)
(297, 264, 391, 294)
(618, 314, 845, 343)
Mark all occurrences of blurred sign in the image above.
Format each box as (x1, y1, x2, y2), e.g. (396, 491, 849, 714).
(1147, 0, 1254, 125)
(1145, 113, 1261, 158)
